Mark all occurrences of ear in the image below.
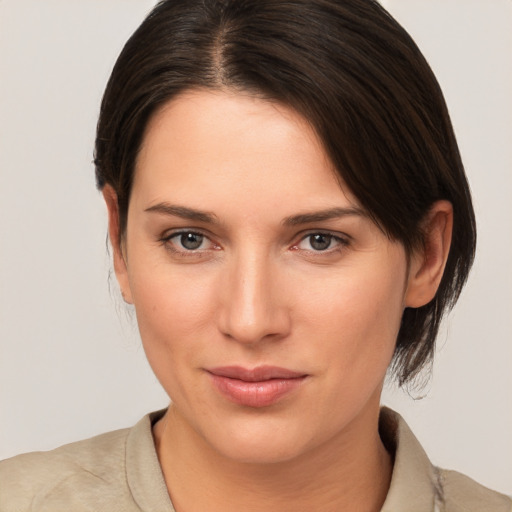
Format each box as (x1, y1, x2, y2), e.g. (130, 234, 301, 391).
(102, 185, 133, 304)
(405, 200, 453, 308)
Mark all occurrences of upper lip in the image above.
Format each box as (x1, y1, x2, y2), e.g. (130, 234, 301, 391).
(207, 365, 307, 382)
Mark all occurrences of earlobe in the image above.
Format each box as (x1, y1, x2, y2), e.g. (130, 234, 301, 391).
(405, 200, 453, 308)
(102, 185, 133, 304)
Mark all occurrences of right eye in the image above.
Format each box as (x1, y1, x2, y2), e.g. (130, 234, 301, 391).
(160, 230, 219, 257)
(173, 232, 207, 251)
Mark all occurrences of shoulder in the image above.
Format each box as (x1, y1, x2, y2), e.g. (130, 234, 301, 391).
(439, 468, 512, 512)
(0, 427, 136, 512)
(379, 407, 512, 512)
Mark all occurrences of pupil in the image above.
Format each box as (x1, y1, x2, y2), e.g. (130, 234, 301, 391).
(310, 234, 331, 251)
(181, 233, 203, 250)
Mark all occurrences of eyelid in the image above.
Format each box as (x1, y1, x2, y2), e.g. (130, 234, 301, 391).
(161, 225, 216, 241)
(290, 230, 351, 252)
(294, 228, 351, 242)
(160, 228, 221, 254)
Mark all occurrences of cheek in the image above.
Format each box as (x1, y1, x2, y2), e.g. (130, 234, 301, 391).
(296, 262, 405, 376)
(128, 262, 218, 386)
(292, 270, 404, 438)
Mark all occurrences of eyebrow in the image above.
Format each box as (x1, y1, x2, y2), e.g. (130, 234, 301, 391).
(144, 202, 365, 226)
(144, 203, 218, 224)
(283, 207, 366, 226)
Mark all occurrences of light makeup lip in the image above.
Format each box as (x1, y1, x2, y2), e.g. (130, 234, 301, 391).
(206, 365, 308, 407)
(207, 365, 307, 381)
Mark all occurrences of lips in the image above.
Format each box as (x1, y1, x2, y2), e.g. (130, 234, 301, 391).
(207, 365, 307, 408)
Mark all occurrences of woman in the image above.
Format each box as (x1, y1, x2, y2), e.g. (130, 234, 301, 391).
(1, 0, 510, 510)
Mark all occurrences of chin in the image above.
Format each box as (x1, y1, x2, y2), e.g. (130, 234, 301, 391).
(201, 414, 316, 465)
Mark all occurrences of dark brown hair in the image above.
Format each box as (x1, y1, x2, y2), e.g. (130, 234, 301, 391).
(95, 0, 476, 385)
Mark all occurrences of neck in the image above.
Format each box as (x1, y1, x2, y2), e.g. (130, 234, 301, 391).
(154, 401, 392, 512)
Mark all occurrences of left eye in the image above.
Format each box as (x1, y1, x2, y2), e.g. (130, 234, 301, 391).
(297, 233, 343, 251)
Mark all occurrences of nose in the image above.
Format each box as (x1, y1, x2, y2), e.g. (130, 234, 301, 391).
(217, 251, 291, 345)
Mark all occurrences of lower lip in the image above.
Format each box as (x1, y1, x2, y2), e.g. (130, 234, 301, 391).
(209, 374, 306, 408)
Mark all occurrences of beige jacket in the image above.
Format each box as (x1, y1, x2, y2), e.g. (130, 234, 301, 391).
(1, 408, 510, 511)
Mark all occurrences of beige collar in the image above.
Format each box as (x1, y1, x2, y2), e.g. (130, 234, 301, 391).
(380, 407, 442, 511)
(126, 409, 175, 511)
(126, 408, 443, 512)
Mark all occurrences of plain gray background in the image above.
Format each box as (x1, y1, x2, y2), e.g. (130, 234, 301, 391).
(1, 0, 511, 495)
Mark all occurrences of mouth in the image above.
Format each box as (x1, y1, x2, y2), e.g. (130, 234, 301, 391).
(206, 365, 308, 408)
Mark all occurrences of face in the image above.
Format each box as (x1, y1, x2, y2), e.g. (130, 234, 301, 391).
(110, 90, 419, 464)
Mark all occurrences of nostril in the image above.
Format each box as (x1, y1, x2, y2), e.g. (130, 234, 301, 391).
(218, 300, 291, 345)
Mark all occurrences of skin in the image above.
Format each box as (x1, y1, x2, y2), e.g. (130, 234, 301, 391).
(103, 90, 453, 512)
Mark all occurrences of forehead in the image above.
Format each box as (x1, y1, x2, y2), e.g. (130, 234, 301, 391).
(133, 89, 361, 215)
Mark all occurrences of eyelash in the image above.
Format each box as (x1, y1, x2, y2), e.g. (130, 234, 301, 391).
(159, 230, 219, 258)
(159, 230, 350, 257)
(291, 232, 349, 254)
